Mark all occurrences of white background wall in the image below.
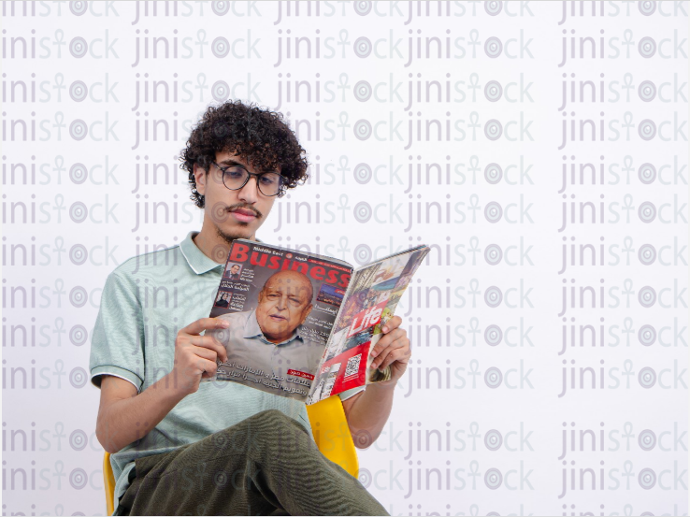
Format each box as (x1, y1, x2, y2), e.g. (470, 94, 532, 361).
(2, 1, 687, 515)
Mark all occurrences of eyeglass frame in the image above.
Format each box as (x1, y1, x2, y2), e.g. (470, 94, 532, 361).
(210, 161, 286, 197)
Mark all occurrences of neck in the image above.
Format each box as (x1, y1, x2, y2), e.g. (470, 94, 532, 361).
(193, 219, 256, 264)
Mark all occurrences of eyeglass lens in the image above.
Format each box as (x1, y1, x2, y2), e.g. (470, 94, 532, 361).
(218, 164, 283, 196)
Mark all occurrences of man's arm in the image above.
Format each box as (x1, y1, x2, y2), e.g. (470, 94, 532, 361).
(96, 374, 188, 454)
(340, 381, 396, 449)
(340, 316, 410, 448)
(95, 317, 229, 454)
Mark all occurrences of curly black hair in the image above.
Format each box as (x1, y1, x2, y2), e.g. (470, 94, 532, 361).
(180, 100, 309, 208)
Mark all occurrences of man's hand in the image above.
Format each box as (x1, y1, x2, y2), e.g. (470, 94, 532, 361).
(170, 317, 229, 396)
(369, 315, 410, 385)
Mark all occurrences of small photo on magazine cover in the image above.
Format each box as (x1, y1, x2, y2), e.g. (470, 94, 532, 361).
(224, 262, 243, 281)
(309, 377, 326, 402)
(402, 249, 427, 276)
(349, 263, 380, 292)
(343, 326, 374, 353)
(214, 290, 233, 309)
(322, 365, 340, 398)
(333, 287, 370, 333)
(363, 290, 390, 310)
(324, 328, 349, 362)
(393, 272, 413, 291)
(370, 254, 408, 289)
(385, 288, 405, 311)
(394, 250, 426, 288)
(372, 307, 394, 336)
(316, 283, 345, 307)
(310, 362, 340, 402)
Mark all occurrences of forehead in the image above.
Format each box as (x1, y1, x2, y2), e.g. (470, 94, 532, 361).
(264, 277, 310, 294)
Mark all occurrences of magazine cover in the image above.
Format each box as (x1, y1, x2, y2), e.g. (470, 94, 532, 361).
(204, 240, 429, 404)
(306, 246, 429, 404)
(204, 240, 353, 401)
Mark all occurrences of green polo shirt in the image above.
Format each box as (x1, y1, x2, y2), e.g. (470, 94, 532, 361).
(89, 230, 364, 515)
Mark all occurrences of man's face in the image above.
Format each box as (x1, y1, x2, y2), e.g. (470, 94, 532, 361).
(193, 151, 280, 244)
(231, 265, 240, 274)
(255, 271, 313, 343)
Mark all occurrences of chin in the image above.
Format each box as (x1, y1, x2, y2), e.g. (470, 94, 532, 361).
(216, 223, 253, 242)
(265, 323, 295, 339)
(265, 324, 286, 335)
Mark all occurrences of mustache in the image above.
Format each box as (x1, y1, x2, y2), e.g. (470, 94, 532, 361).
(226, 203, 262, 219)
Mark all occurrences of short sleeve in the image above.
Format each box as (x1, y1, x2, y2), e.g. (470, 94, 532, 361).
(338, 386, 365, 402)
(89, 271, 145, 393)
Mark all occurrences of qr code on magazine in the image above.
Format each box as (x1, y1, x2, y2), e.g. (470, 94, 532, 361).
(345, 354, 361, 378)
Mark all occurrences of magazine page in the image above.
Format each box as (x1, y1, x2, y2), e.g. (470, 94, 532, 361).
(203, 239, 353, 402)
(306, 245, 430, 404)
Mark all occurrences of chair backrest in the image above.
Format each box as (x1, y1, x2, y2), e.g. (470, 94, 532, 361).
(102, 396, 358, 514)
(306, 394, 359, 477)
(103, 451, 116, 516)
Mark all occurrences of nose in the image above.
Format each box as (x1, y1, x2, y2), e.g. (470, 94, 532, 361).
(275, 294, 289, 311)
(237, 176, 259, 204)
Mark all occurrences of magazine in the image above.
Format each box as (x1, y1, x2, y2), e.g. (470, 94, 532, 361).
(203, 239, 429, 404)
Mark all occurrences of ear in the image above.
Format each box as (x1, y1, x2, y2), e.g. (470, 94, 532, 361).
(193, 163, 207, 196)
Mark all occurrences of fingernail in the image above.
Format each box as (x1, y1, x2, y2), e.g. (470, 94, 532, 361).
(221, 320, 230, 327)
(382, 326, 388, 333)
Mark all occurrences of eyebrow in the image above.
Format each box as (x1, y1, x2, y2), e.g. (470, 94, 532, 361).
(217, 159, 280, 174)
(218, 159, 244, 167)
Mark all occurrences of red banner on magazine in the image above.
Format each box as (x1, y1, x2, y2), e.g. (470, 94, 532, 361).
(287, 369, 315, 381)
(319, 343, 370, 395)
(347, 300, 386, 338)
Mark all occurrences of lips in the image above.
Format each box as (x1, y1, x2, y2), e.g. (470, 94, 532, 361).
(269, 314, 287, 321)
(229, 208, 257, 222)
(230, 208, 257, 216)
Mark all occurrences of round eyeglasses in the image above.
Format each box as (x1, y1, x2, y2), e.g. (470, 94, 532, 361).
(211, 161, 285, 197)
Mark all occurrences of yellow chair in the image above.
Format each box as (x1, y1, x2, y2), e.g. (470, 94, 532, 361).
(103, 396, 358, 515)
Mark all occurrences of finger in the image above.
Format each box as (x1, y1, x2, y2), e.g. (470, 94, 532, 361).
(200, 335, 229, 363)
(180, 317, 230, 336)
(188, 335, 228, 363)
(192, 357, 219, 377)
(381, 315, 402, 334)
(185, 343, 218, 362)
(370, 328, 406, 359)
(372, 343, 402, 371)
(372, 330, 409, 369)
(378, 345, 411, 371)
(371, 337, 406, 369)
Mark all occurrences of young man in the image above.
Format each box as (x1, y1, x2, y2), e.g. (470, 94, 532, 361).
(90, 100, 411, 516)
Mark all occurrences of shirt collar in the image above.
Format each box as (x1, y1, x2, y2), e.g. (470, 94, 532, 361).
(179, 231, 224, 275)
(244, 309, 304, 346)
(179, 231, 264, 275)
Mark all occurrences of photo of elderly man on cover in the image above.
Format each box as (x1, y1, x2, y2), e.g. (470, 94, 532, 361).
(212, 268, 325, 400)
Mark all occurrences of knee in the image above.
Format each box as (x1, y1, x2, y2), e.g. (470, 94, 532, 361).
(246, 410, 311, 452)
(246, 409, 303, 441)
(250, 409, 303, 431)
(251, 409, 294, 425)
